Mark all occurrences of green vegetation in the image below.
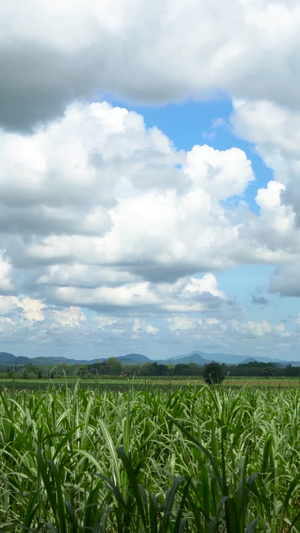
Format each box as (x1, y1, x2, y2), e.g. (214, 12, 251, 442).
(0, 375, 300, 392)
(203, 362, 226, 385)
(1, 385, 300, 531)
(1, 359, 300, 382)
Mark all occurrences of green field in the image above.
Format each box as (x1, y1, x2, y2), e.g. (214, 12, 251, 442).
(1, 375, 300, 390)
(1, 384, 300, 531)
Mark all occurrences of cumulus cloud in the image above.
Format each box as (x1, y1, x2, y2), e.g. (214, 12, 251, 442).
(0, 102, 181, 243)
(132, 318, 158, 336)
(0, 253, 14, 293)
(232, 99, 300, 225)
(51, 306, 86, 328)
(0, 102, 257, 302)
(0, 295, 45, 321)
(238, 181, 298, 256)
(232, 99, 300, 297)
(183, 145, 254, 201)
(44, 274, 234, 316)
(232, 100, 300, 187)
(18, 297, 45, 322)
(1, 1, 300, 357)
(0, 99, 298, 350)
(166, 313, 292, 357)
(1, 1, 300, 131)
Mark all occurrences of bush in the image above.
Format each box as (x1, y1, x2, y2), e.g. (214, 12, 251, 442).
(203, 362, 226, 385)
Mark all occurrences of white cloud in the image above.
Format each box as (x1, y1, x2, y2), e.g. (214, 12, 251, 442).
(183, 274, 226, 299)
(42, 274, 234, 317)
(232, 100, 300, 187)
(18, 297, 45, 322)
(0, 99, 299, 356)
(232, 99, 300, 229)
(94, 316, 121, 329)
(167, 315, 202, 334)
(93, 315, 159, 342)
(245, 320, 273, 338)
(0, 295, 44, 322)
(51, 306, 86, 328)
(1, 1, 300, 130)
(1, 0, 300, 357)
(0, 102, 258, 303)
(166, 313, 291, 356)
(0, 253, 14, 293)
(183, 145, 254, 201)
(238, 181, 298, 255)
(232, 98, 300, 297)
(132, 318, 158, 336)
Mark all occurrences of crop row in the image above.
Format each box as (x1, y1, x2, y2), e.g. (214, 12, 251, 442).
(0, 384, 300, 531)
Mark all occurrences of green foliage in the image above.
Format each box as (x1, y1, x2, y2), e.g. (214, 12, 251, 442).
(203, 361, 226, 384)
(138, 361, 169, 376)
(88, 357, 123, 376)
(2, 357, 300, 380)
(1, 386, 300, 530)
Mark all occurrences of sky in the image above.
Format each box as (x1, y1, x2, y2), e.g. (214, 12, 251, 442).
(1, 0, 300, 361)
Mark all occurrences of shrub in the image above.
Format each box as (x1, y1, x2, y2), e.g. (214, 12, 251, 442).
(203, 361, 226, 384)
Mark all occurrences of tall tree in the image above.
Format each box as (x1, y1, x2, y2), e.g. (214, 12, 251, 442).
(203, 362, 226, 385)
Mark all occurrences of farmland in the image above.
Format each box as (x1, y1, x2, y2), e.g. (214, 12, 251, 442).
(0, 375, 300, 390)
(1, 384, 300, 531)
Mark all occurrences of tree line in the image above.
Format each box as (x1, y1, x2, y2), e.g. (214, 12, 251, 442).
(0, 358, 299, 380)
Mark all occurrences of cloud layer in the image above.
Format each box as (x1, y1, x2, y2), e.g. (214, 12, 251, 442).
(1, 1, 300, 358)
(1, 101, 255, 297)
(1, 0, 300, 131)
(0, 100, 298, 357)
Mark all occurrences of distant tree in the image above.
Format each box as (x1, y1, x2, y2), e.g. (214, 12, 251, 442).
(23, 363, 40, 378)
(174, 363, 191, 376)
(285, 365, 300, 377)
(76, 366, 90, 378)
(153, 362, 168, 376)
(262, 366, 275, 378)
(137, 362, 168, 376)
(138, 362, 155, 376)
(203, 362, 226, 385)
(122, 364, 137, 377)
(188, 362, 203, 376)
(88, 362, 102, 375)
(102, 358, 122, 375)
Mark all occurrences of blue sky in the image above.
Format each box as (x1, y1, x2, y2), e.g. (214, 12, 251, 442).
(1, 0, 300, 361)
(111, 97, 274, 210)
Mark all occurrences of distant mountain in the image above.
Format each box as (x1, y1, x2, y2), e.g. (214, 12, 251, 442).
(0, 353, 92, 366)
(117, 353, 152, 365)
(15, 356, 32, 365)
(0, 351, 151, 366)
(185, 351, 255, 365)
(159, 352, 211, 366)
(0, 352, 19, 364)
(156, 350, 300, 367)
(164, 350, 247, 365)
(1, 349, 299, 367)
(170, 351, 290, 366)
(211, 354, 288, 365)
(201, 352, 250, 365)
(31, 356, 106, 366)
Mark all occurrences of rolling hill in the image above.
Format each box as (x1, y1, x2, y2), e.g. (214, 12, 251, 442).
(0, 350, 299, 367)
